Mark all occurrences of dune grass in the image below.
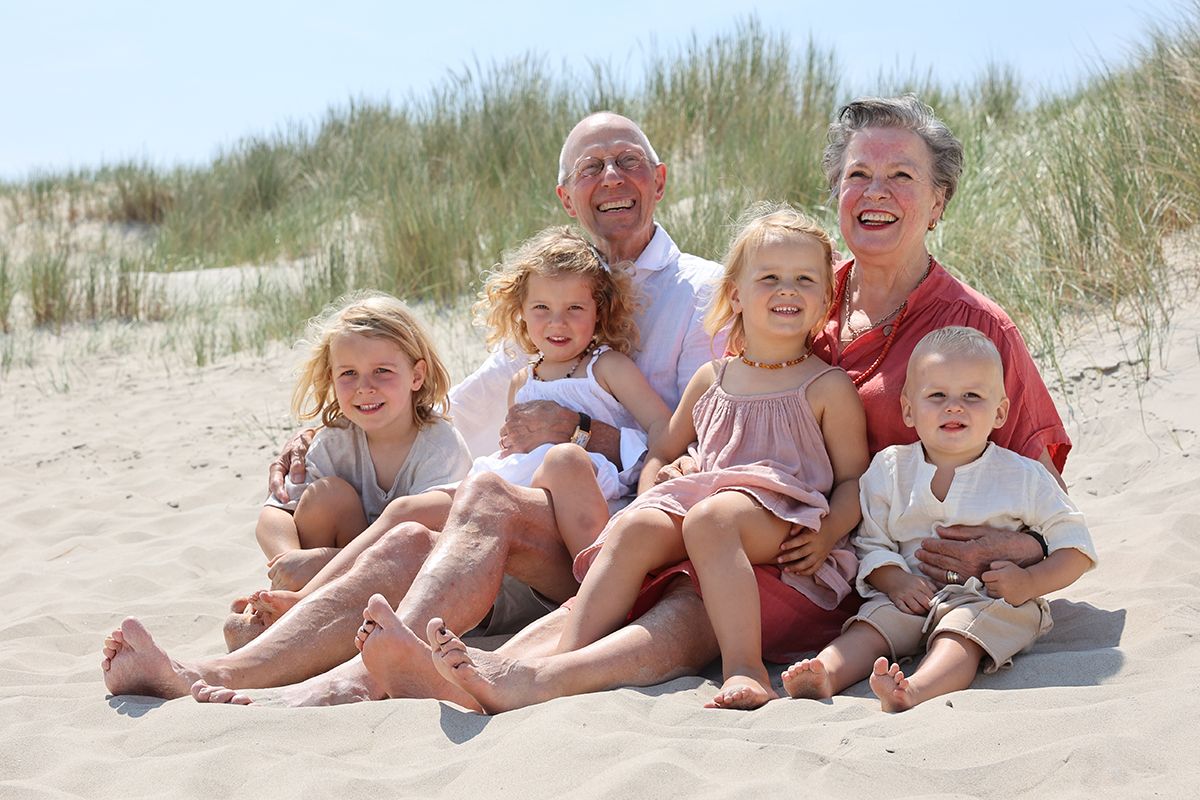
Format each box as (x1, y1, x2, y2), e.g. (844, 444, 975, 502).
(2, 12, 1199, 374)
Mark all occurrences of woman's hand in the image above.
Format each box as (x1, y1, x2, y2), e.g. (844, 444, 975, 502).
(268, 428, 317, 503)
(778, 525, 835, 577)
(915, 525, 1044, 586)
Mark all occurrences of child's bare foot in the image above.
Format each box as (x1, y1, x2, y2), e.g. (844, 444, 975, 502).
(781, 658, 834, 699)
(426, 617, 555, 714)
(250, 589, 301, 624)
(222, 610, 267, 652)
(704, 674, 777, 710)
(869, 657, 918, 712)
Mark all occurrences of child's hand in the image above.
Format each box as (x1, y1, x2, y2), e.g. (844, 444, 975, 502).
(267, 547, 337, 591)
(778, 525, 833, 576)
(885, 573, 936, 614)
(982, 560, 1036, 606)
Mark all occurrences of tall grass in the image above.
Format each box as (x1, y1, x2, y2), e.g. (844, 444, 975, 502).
(3, 10, 1200, 371)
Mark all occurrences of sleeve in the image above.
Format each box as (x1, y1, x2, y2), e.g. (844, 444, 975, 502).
(1027, 464, 1098, 568)
(406, 421, 473, 494)
(448, 346, 525, 458)
(979, 316, 1071, 472)
(854, 449, 910, 595)
(675, 280, 726, 401)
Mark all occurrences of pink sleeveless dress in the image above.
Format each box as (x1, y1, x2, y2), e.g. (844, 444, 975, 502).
(573, 358, 857, 612)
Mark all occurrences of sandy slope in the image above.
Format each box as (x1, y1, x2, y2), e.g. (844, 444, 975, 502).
(1, 282, 1198, 798)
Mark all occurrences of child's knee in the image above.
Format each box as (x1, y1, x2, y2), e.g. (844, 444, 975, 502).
(296, 476, 360, 512)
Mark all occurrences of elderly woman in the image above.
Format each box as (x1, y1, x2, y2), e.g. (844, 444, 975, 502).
(404, 94, 1067, 714)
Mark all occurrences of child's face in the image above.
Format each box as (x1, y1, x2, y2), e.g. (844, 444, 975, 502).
(521, 272, 599, 363)
(901, 351, 1009, 464)
(730, 234, 830, 348)
(329, 332, 426, 435)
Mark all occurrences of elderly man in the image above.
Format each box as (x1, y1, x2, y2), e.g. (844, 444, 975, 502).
(100, 112, 725, 705)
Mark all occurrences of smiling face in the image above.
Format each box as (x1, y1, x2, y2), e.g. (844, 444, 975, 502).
(329, 332, 426, 439)
(729, 234, 831, 359)
(520, 272, 599, 368)
(556, 114, 666, 264)
(901, 350, 1009, 466)
(836, 127, 946, 271)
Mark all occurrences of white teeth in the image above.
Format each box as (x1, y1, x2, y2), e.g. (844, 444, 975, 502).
(358, 403, 382, 411)
(772, 306, 799, 313)
(860, 211, 897, 223)
(598, 200, 634, 211)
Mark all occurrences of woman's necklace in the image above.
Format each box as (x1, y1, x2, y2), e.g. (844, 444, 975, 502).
(531, 350, 587, 381)
(840, 254, 933, 343)
(739, 349, 810, 370)
(835, 255, 936, 388)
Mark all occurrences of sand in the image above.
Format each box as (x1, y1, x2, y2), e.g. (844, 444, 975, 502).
(2, 280, 1199, 798)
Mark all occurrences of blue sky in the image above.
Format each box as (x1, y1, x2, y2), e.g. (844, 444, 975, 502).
(0, 0, 1189, 180)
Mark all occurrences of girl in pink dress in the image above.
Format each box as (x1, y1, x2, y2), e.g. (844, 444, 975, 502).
(560, 204, 870, 710)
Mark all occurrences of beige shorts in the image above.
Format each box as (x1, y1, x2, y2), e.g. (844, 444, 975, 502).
(466, 575, 559, 637)
(848, 581, 1052, 672)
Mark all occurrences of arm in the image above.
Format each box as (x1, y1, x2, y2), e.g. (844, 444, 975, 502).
(636, 363, 713, 494)
(593, 352, 672, 446)
(779, 370, 870, 576)
(982, 548, 1092, 606)
(500, 401, 622, 464)
(449, 347, 525, 458)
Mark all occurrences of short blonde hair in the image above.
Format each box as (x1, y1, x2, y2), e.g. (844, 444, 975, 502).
(292, 291, 452, 429)
(704, 202, 836, 355)
(474, 226, 640, 357)
(905, 325, 1004, 389)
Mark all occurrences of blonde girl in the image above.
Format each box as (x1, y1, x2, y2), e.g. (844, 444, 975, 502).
(255, 291, 471, 594)
(559, 203, 871, 710)
(461, 225, 671, 560)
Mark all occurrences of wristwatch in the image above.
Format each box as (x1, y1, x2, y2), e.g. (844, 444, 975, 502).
(570, 412, 592, 448)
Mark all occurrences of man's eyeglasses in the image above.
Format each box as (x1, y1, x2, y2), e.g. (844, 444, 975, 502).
(568, 151, 652, 182)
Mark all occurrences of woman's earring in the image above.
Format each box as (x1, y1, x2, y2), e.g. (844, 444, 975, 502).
(928, 219, 939, 231)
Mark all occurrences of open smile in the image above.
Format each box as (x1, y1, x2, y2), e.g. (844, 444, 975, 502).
(356, 402, 384, 414)
(597, 199, 635, 213)
(858, 210, 898, 228)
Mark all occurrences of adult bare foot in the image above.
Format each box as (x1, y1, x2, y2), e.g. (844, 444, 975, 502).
(192, 680, 253, 705)
(354, 596, 481, 708)
(100, 617, 200, 699)
(869, 657, 917, 712)
(425, 617, 557, 715)
(222, 610, 267, 652)
(704, 674, 777, 710)
(781, 658, 834, 699)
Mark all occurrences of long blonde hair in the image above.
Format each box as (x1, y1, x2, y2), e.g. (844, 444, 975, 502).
(704, 202, 836, 355)
(292, 291, 451, 429)
(474, 225, 640, 357)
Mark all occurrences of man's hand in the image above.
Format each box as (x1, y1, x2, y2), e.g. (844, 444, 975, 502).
(499, 400, 576, 456)
(654, 454, 698, 485)
(777, 525, 833, 577)
(915, 525, 1044, 586)
(268, 428, 316, 503)
(982, 560, 1036, 606)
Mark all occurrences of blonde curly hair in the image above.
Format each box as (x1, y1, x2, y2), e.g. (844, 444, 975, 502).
(292, 291, 452, 429)
(704, 202, 836, 355)
(474, 226, 640, 357)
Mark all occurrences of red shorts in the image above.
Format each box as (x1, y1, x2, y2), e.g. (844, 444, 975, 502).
(629, 561, 863, 664)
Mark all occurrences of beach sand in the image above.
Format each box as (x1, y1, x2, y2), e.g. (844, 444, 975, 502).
(2, 273, 1199, 799)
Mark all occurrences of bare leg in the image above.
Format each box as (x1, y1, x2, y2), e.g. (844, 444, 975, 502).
(681, 493, 788, 710)
(103, 521, 439, 700)
(530, 444, 611, 558)
(870, 633, 984, 712)
(782, 622, 890, 699)
(427, 578, 719, 713)
(555, 508, 685, 653)
(293, 477, 368, 550)
(354, 471, 579, 703)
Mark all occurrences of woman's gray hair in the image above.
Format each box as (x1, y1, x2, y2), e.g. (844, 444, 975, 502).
(821, 94, 964, 209)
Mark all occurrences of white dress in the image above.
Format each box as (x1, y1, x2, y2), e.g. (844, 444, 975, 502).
(463, 347, 641, 500)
